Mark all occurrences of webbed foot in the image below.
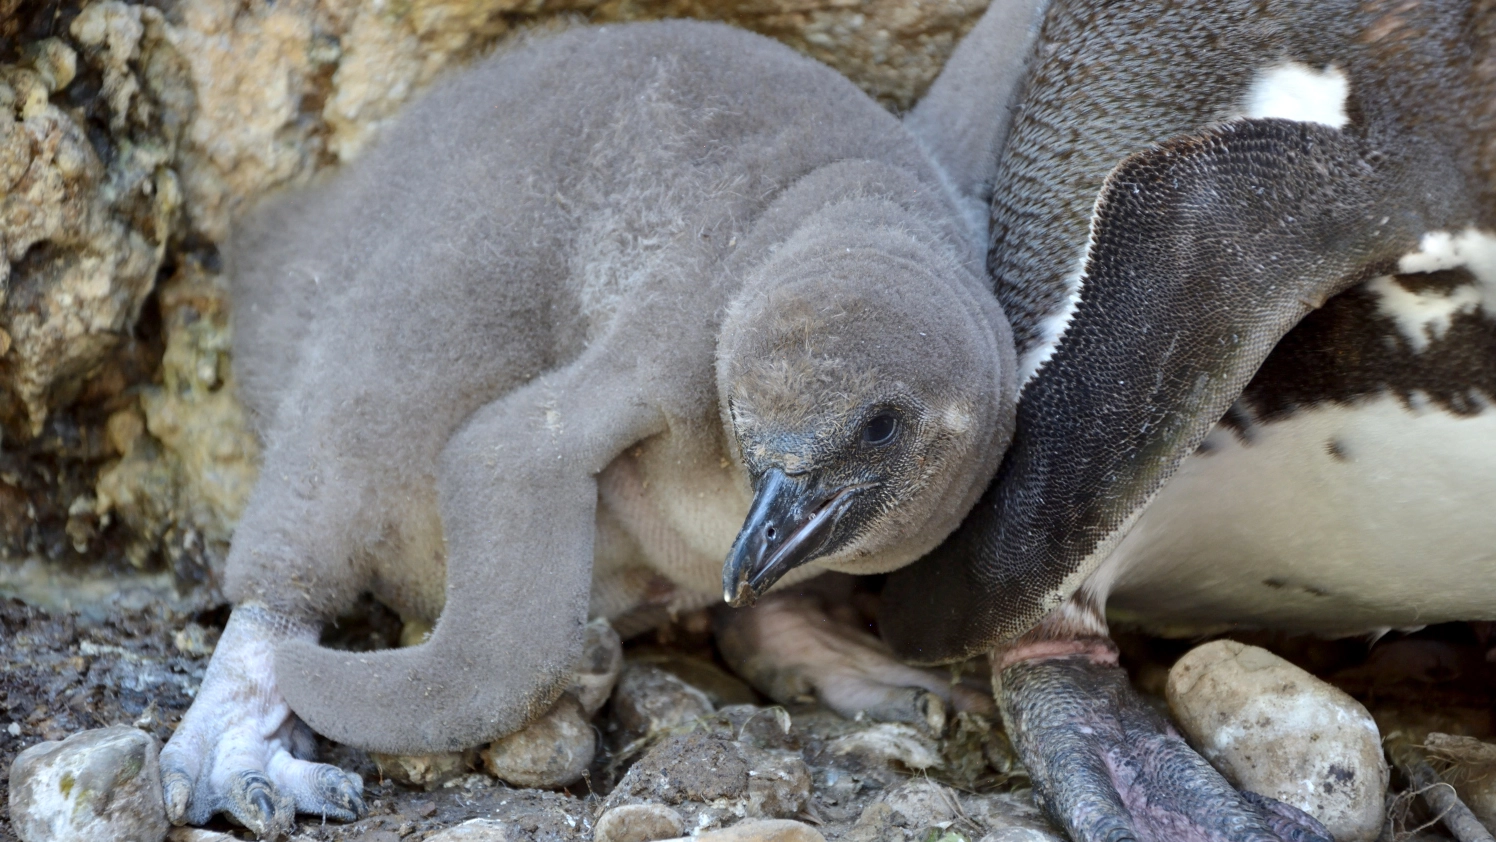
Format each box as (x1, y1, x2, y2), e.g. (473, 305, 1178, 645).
(717, 586, 994, 734)
(1000, 644, 1331, 842)
(160, 606, 366, 839)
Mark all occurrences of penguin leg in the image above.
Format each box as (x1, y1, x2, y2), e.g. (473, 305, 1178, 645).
(160, 605, 363, 839)
(717, 579, 994, 734)
(996, 608, 1330, 842)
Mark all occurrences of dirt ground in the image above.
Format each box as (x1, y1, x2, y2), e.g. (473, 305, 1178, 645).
(3, 558, 1495, 842)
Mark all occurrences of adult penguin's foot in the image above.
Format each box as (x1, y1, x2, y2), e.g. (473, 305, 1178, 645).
(999, 638, 1331, 842)
(716, 584, 994, 734)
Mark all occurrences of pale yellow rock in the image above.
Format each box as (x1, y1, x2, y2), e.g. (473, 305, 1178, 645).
(370, 749, 476, 789)
(1167, 640, 1388, 842)
(665, 819, 826, 842)
(481, 694, 594, 787)
(427, 819, 513, 841)
(593, 803, 687, 842)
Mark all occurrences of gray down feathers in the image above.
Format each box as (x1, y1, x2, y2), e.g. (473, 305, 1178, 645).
(224, 21, 1017, 752)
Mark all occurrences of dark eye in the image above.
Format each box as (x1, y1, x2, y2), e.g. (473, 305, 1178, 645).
(862, 412, 899, 447)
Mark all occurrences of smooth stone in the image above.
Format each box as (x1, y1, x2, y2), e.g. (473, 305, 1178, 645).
(165, 830, 237, 842)
(611, 662, 715, 743)
(370, 749, 475, 789)
(481, 694, 594, 788)
(9, 725, 168, 842)
(877, 777, 959, 828)
(1167, 640, 1388, 842)
(427, 819, 513, 841)
(572, 618, 624, 716)
(664, 819, 826, 842)
(828, 722, 941, 771)
(593, 803, 686, 842)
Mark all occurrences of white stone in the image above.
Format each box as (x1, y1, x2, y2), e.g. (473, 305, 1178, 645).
(1167, 640, 1387, 842)
(661, 819, 826, 842)
(427, 819, 512, 841)
(8, 726, 169, 842)
(593, 803, 686, 842)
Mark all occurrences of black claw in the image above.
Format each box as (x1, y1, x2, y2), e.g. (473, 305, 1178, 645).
(229, 770, 294, 840)
(1241, 791, 1334, 842)
(251, 790, 275, 821)
(1002, 655, 1335, 842)
(315, 768, 367, 820)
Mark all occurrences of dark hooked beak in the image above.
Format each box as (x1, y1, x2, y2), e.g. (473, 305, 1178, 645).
(722, 468, 864, 608)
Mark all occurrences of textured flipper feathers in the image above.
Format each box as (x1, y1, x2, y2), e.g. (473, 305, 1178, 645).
(882, 118, 1469, 662)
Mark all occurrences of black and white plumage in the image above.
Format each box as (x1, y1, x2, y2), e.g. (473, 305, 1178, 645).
(887, 1, 1495, 840)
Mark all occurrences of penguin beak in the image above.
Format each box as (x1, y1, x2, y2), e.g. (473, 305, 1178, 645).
(722, 467, 864, 607)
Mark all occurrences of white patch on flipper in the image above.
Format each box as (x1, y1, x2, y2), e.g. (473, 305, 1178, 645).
(1018, 251, 1087, 388)
(1240, 62, 1350, 129)
(1101, 394, 1496, 636)
(1364, 275, 1481, 353)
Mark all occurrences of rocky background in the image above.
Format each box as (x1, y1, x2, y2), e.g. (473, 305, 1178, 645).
(5, 2, 1496, 842)
(0, 0, 985, 585)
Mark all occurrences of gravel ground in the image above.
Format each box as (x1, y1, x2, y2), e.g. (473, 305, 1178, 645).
(4, 559, 1495, 842)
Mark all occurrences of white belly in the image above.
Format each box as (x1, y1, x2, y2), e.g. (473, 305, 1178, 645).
(1103, 392, 1496, 636)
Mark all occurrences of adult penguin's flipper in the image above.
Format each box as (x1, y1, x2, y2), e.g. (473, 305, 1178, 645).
(881, 118, 1469, 664)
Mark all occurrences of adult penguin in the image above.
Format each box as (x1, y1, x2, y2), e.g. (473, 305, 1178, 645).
(887, 1, 1496, 841)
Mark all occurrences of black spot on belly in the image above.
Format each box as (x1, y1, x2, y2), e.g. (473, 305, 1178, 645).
(1262, 577, 1331, 598)
(1325, 438, 1350, 461)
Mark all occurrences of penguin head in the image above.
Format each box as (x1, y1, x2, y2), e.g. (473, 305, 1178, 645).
(716, 197, 1017, 606)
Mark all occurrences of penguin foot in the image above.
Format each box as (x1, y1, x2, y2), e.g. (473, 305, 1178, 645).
(1000, 647, 1331, 842)
(716, 588, 994, 734)
(160, 606, 366, 839)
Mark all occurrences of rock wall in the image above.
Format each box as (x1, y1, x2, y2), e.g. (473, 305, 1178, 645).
(0, 0, 988, 581)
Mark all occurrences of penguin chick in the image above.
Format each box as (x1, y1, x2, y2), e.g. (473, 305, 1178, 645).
(159, 20, 1016, 838)
(892, 1, 1494, 841)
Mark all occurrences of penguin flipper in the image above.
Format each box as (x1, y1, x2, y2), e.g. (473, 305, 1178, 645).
(881, 118, 1466, 663)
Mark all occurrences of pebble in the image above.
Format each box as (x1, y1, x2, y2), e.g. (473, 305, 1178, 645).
(742, 744, 812, 818)
(828, 722, 942, 771)
(612, 662, 715, 743)
(611, 732, 749, 804)
(482, 694, 594, 787)
(1167, 640, 1388, 842)
(572, 619, 625, 716)
(370, 749, 476, 789)
(9, 725, 168, 842)
(609, 732, 811, 819)
(426, 818, 513, 841)
(593, 803, 687, 842)
(667, 819, 827, 842)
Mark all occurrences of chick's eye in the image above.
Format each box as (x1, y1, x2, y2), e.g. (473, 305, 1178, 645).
(862, 412, 899, 447)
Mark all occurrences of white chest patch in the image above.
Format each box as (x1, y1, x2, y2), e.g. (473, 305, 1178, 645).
(1240, 62, 1351, 129)
(1101, 394, 1496, 636)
